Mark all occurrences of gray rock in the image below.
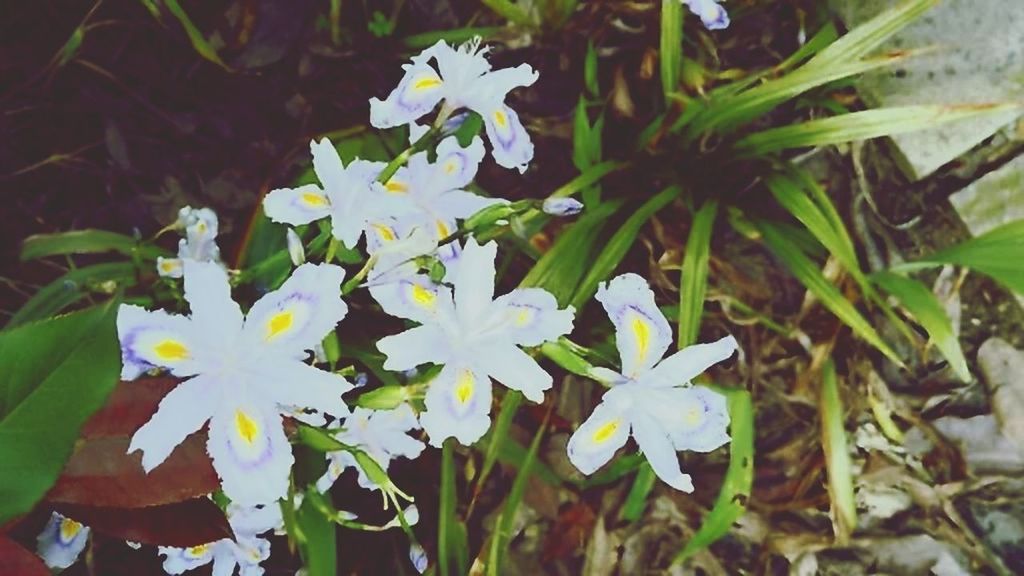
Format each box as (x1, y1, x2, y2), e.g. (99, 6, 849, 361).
(978, 338, 1024, 447)
(949, 154, 1024, 237)
(833, 0, 1024, 180)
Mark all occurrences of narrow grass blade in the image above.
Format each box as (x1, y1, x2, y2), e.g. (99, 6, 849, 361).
(895, 219, 1024, 295)
(295, 489, 337, 576)
(487, 410, 550, 575)
(472, 391, 524, 508)
(809, 0, 938, 70)
(734, 104, 1023, 156)
(766, 172, 865, 289)
(6, 262, 137, 329)
(757, 220, 902, 365)
(673, 387, 754, 564)
(439, 439, 468, 576)
(620, 464, 657, 522)
(159, 0, 232, 71)
(520, 201, 621, 305)
(481, 0, 532, 26)
(403, 27, 504, 49)
(21, 229, 166, 261)
(820, 359, 857, 542)
(678, 199, 718, 348)
(571, 186, 681, 308)
(870, 271, 969, 381)
(660, 0, 683, 100)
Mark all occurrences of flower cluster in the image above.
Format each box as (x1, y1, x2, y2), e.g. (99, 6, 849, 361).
(108, 36, 738, 576)
(157, 206, 225, 278)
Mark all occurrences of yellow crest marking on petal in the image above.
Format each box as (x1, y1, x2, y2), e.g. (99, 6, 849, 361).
(59, 518, 82, 541)
(235, 409, 260, 445)
(455, 370, 474, 405)
(154, 339, 190, 361)
(493, 109, 508, 128)
(413, 76, 442, 91)
(384, 181, 408, 194)
(187, 544, 210, 558)
(196, 221, 207, 234)
(435, 220, 450, 238)
(266, 310, 294, 341)
(684, 405, 704, 427)
(443, 159, 458, 174)
(515, 308, 533, 326)
(159, 260, 180, 273)
(371, 223, 397, 242)
(592, 419, 620, 444)
(630, 315, 650, 366)
(410, 284, 436, 308)
(301, 192, 328, 207)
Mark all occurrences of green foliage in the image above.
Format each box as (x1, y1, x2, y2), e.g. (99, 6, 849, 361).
(6, 262, 137, 329)
(439, 440, 469, 576)
(735, 104, 1023, 156)
(678, 199, 718, 347)
(0, 302, 121, 524)
(757, 220, 902, 365)
(871, 271, 970, 381)
(155, 0, 232, 70)
(660, 0, 684, 100)
(20, 229, 165, 261)
(819, 360, 857, 540)
(673, 386, 754, 564)
(895, 219, 1024, 294)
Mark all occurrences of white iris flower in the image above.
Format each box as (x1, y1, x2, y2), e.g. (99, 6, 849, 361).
(682, 0, 730, 30)
(159, 504, 282, 576)
(369, 39, 539, 173)
(262, 138, 400, 250)
(317, 404, 426, 493)
(118, 260, 352, 505)
(376, 239, 575, 446)
(566, 273, 737, 492)
(157, 206, 224, 279)
(36, 512, 89, 570)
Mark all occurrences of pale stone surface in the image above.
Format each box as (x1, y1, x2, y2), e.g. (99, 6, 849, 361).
(833, 0, 1024, 180)
(949, 153, 1024, 235)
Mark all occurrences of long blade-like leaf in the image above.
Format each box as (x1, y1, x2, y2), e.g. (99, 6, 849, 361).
(820, 359, 857, 542)
(734, 104, 1023, 156)
(871, 271, 970, 381)
(757, 220, 902, 365)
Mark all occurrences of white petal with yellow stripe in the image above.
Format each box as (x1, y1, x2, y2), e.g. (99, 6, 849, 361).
(490, 287, 576, 347)
(595, 273, 673, 379)
(567, 395, 631, 475)
(207, 398, 294, 507)
(419, 364, 493, 446)
(117, 304, 199, 379)
(242, 262, 347, 357)
(262, 183, 332, 227)
(369, 63, 446, 129)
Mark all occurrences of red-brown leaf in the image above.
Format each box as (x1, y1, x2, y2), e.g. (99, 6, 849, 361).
(53, 498, 232, 547)
(46, 378, 220, 508)
(0, 535, 49, 576)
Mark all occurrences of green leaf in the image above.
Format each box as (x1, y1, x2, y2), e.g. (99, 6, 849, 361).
(673, 387, 754, 564)
(296, 488, 337, 576)
(0, 302, 121, 524)
(571, 186, 681, 308)
(584, 40, 599, 97)
(520, 200, 621, 305)
(159, 0, 232, 71)
(734, 104, 1023, 156)
(689, 0, 939, 135)
(472, 391, 524, 505)
(487, 411, 549, 575)
(895, 219, 1024, 295)
(757, 220, 902, 365)
(820, 359, 857, 540)
(620, 464, 657, 522)
(678, 199, 718, 348)
(21, 230, 166, 261)
(872, 271, 971, 381)
(481, 0, 532, 26)
(660, 0, 683, 100)
(7, 262, 136, 329)
(438, 439, 468, 576)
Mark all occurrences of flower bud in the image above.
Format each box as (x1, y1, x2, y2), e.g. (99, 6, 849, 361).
(286, 228, 305, 265)
(542, 197, 584, 217)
